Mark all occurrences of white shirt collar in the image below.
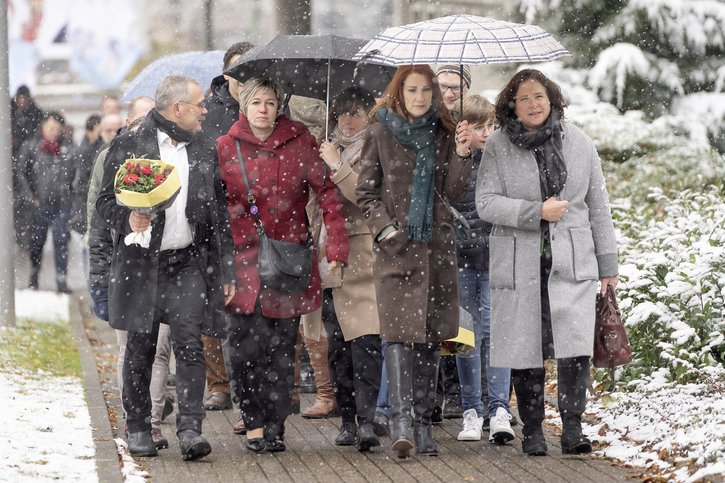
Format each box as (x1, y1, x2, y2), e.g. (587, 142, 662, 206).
(157, 129, 189, 149)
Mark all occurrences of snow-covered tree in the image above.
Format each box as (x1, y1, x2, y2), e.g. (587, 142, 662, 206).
(519, 0, 725, 119)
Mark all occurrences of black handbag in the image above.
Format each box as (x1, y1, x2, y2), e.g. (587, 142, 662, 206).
(235, 141, 313, 293)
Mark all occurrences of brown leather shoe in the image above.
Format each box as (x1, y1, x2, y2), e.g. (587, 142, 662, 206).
(203, 392, 232, 410)
(300, 334, 337, 419)
(232, 416, 246, 435)
(151, 427, 169, 450)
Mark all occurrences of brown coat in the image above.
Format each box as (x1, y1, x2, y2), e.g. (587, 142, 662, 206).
(355, 122, 472, 343)
(302, 150, 381, 341)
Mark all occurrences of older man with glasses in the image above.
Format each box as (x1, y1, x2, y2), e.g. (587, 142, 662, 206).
(95, 75, 236, 461)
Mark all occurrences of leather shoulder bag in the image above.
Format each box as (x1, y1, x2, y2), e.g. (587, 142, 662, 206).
(235, 140, 313, 293)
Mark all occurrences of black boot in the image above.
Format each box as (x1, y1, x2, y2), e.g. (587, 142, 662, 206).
(558, 356, 592, 454)
(127, 431, 158, 457)
(335, 421, 358, 446)
(28, 267, 39, 290)
(357, 423, 381, 452)
(512, 367, 548, 456)
(178, 430, 212, 461)
(384, 343, 414, 459)
(412, 343, 440, 456)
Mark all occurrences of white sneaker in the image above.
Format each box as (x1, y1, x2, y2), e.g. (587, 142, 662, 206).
(457, 408, 483, 441)
(489, 407, 515, 443)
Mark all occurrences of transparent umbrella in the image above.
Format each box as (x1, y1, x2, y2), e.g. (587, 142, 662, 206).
(122, 51, 225, 102)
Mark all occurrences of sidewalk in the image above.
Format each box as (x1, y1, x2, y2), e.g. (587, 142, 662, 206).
(73, 301, 639, 483)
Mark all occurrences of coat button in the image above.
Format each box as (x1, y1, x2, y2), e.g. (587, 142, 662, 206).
(269, 178, 276, 185)
(553, 270, 560, 276)
(267, 152, 275, 157)
(269, 208, 276, 215)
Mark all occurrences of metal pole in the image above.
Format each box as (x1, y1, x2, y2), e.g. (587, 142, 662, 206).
(205, 0, 214, 50)
(0, 0, 17, 327)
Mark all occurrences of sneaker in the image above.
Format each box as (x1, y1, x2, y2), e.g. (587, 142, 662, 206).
(489, 407, 515, 444)
(457, 408, 483, 441)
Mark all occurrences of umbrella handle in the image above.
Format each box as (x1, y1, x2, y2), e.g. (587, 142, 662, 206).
(326, 59, 331, 141)
(459, 64, 464, 120)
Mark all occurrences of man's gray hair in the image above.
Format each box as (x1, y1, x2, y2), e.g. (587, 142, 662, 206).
(155, 76, 199, 112)
(127, 96, 154, 119)
(238, 78, 285, 116)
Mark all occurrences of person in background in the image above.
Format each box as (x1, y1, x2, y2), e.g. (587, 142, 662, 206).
(452, 95, 516, 444)
(70, 114, 122, 235)
(15, 111, 74, 293)
(436, 64, 471, 114)
(99, 94, 121, 117)
(216, 78, 348, 453)
(476, 69, 618, 456)
(78, 114, 102, 149)
(200, 41, 255, 421)
(307, 86, 385, 451)
(430, 64, 473, 421)
(95, 76, 236, 461)
(356, 65, 472, 458)
(11, 85, 44, 251)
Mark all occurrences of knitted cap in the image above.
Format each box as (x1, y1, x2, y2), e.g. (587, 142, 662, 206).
(435, 65, 472, 88)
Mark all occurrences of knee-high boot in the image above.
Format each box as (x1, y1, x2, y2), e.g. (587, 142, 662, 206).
(384, 343, 414, 459)
(512, 367, 548, 456)
(301, 333, 337, 418)
(412, 343, 440, 456)
(558, 356, 592, 454)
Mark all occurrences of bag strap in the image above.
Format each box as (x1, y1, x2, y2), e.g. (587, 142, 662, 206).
(235, 139, 265, 236)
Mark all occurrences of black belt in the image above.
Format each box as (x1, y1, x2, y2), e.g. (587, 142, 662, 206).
(159, 244, 195, 264)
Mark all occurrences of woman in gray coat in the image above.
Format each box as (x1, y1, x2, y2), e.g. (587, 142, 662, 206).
(356, 65, 472, 458)
(476, 69, 618, 457)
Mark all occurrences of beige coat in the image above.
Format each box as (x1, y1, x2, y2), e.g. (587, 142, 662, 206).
(355, 122, 472, 343)
(302, 147, 381, 341)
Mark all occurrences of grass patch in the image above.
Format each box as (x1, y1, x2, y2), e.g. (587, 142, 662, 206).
(0, 320, 81, 378)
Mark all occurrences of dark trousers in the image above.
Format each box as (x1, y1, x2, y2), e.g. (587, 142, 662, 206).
(227, 305, 299, 441)
(29, 202, 70, 280)
(321, 289, 382, 425)
(123, 247, 207, 434)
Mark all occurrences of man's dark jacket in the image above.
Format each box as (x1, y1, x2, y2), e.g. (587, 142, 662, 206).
(202, 75, 239, 140)
(94, 114, 235, 336)
(15, 135, 74, 206)
(70, 137, 104, 233)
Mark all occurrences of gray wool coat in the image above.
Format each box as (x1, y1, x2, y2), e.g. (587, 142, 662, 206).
(476, 123, 618, 369)
(356, 122, 472, 344)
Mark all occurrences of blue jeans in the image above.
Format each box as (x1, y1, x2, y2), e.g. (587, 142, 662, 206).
(456, 267, 511, 418)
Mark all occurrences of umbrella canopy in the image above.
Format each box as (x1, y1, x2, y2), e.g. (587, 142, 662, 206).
(353, 14, 570, 66)
(122, 50, 225, 102)
(224, 34, 395, 101)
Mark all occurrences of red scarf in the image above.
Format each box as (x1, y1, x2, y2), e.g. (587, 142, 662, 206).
(39, 134, 60, 155)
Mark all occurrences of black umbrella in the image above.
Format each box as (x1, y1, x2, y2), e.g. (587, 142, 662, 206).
(225, 34, 395, 136)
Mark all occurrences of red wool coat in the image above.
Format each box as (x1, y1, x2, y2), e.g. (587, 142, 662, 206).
(217, 114, 349, 318)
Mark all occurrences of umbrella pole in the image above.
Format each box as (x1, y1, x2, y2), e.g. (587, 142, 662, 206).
(459, 63, 464, 120)
(326, 59, 331, 140)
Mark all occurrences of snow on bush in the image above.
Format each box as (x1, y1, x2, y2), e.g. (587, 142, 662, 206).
(611, 187, 725, 383)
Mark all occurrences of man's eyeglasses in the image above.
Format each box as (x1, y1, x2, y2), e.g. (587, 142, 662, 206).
(179, 100, 205, 109)
(440, 84, 462, 95)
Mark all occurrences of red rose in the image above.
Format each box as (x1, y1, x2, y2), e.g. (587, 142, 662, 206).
(155, 179, 164, 186)
(154, 173, 165, 182)
(140, 165, 154, 176)
(123, 173, 139, 184)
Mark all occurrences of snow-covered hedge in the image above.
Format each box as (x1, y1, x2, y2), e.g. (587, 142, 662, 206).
(610, 187, 725, 384)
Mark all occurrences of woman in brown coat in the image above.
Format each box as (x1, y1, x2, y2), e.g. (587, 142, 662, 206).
(356, 65, 473, 458)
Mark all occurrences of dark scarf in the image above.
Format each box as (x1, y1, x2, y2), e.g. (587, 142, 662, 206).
(376, 107, 438, 243)
(150, 108, 196, 143)
(505, 110, 567, 200)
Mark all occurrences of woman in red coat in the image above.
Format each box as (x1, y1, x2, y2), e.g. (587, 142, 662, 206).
(217, 78, 349, 453)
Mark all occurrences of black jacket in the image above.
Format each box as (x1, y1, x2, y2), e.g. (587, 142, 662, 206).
(202, 76, 239, 140)
(95, 114, 235, 336)
(15, 135, 74, 207)
(69, 137, 104, 233)
(11, 101, 43, 157)
(452, 150, 492, 272)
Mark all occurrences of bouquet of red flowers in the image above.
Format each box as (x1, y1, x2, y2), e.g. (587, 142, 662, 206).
(114, 159, 180, 213)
